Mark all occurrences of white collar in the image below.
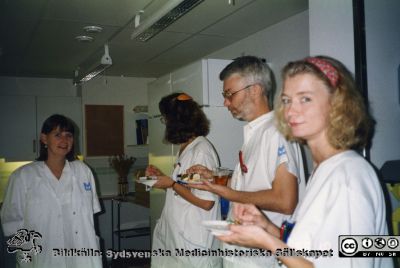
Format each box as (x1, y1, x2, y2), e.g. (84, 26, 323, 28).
(246, 111, 274, 130)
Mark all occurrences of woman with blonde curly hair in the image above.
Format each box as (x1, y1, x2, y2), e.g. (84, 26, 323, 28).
(216, 56, 392, 268)
(276, 55, 372, 150)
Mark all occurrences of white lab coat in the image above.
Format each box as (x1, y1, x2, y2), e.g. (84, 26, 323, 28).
(151, 136, 222, 268)
(224, 112, 306, 268)
(288, 150, 393, 268)
(1, 160, 102, 268)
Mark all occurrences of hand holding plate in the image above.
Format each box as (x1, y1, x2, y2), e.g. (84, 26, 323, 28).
(186, 179, 228, 195)
(217, 224, 277, 250)
(153, 175, 174, 189)
(232, 203, 271, 230)
(145, 165, 164, 176)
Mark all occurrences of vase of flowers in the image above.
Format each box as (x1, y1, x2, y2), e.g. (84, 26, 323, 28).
(109, 154, 136, 197)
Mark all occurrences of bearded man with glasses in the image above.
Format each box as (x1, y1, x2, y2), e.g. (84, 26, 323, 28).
(188, 55, 306, 268)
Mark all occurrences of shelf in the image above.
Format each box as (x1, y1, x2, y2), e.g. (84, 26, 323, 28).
(126, 144, 148, 147)
(113, 227, 150, 238)
(111, 198, 150, 251)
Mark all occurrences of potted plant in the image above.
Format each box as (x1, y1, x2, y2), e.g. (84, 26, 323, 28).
(109, 154, 136, 197)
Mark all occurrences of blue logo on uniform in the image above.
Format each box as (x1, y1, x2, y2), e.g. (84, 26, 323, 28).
(83, 182, 92, 191)
(278, 145, 286, 156)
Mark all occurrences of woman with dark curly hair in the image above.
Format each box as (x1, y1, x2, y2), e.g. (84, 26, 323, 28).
(146, 92, 222, 268)
(216, 56, 392, 268)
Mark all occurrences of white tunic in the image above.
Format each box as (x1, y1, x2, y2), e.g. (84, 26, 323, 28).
(224, 112, 306, 268)
(151, 136, 222, 268)
(288, 150, 393, 268)
(1, 160, 102, 268)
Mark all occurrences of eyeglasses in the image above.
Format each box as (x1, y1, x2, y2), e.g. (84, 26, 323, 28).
(222, 84, 254, 99)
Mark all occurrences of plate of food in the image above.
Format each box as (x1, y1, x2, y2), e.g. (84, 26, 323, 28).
(177, 173, 208, 184)
(136, 176, 158, 188)
(202, 220, 233, 236)
(137, 176, 157, 181)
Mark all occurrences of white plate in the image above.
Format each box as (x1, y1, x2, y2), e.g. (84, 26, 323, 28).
(136, 179, 158, 190)
(202, 220, 232, 236)
(138, 176, 157, 181)
(210, 230, 232, 236)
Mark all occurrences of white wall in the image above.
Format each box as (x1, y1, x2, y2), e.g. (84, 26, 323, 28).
(208, 11, 309, 91)
(0, 77, 77, 96)
(82, 75, 154, 196)
(81, 75, 153, 154)
(364, 0, 400, 224)
(309, 0, 355, 73)
(364, 0, 400, 168)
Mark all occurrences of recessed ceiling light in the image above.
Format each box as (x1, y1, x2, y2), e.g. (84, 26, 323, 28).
(75, 35, 94, 42)
(83, 26, 103, 33)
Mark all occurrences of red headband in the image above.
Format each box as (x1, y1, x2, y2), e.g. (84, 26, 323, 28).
(306, 57, 339, 87)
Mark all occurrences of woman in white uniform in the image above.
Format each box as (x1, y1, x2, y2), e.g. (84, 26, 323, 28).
(146, 93, 221, 268)
(1, 114, 102, 268)
(215, 56, 393, 268)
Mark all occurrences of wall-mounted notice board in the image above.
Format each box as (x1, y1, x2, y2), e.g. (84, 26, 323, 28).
(85, 105, 124, 156)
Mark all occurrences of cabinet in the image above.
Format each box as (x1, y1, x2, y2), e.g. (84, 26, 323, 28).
(0, 96, 83, 161)
(0, 96, 37, 161)
(171, 59, 231, 106)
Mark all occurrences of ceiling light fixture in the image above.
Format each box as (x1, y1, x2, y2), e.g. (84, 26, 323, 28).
(74, 44, 112, 84)
(131, 0, 204, 42)
(134, 10, 144, 28)
(75, 35, 94, 42)
(83, 25, 103, 33)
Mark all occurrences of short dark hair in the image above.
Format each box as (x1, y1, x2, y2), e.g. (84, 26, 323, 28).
(219, 55, 274, 107)
(159, 93, 210, 144)
(37, 114, 77, 161)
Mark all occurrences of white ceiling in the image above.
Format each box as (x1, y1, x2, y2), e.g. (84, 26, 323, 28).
(0, 0, 308, 79)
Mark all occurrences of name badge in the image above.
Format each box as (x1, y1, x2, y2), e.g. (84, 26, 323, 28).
(83, 182, 92, 191)
(278, 145, 287, 156)
(280, 220, 295, 243)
